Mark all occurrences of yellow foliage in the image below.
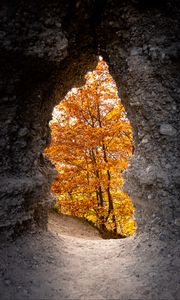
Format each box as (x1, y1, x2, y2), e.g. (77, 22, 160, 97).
(45, 58, 136, 238)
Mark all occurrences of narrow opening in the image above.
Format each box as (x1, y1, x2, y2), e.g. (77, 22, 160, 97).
(45, 57, 136, 239)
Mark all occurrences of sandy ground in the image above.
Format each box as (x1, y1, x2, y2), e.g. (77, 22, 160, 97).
(0, 212, 179, 300)
(48, 211, 102, 240)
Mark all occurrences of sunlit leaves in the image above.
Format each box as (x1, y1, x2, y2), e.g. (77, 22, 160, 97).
(45, 58, 136, 237)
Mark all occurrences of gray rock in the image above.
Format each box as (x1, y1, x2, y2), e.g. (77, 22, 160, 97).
(139, 165, 157, 185)
(174, 218, 180, 226)
(159, 124, 177, 136)
(130, 47, 142, 56)
(4, 279, 11, 285)
(18, 128, 29, 137)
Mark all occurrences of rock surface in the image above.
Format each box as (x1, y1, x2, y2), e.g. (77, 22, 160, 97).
(0, 0, 180, 241)
(0, 1, 179, 298)
(98, 0, 180, 237)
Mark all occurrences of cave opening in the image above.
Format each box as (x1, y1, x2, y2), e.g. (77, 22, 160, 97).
(45, 57, 136, 239)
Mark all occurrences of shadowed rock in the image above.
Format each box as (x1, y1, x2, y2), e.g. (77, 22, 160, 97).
(0, 0, 179, 241)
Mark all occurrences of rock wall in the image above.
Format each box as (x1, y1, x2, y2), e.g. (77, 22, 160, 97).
(99, 0, 180, 239)
(0, 0, 179, 239)
(0, 0, 98, 238)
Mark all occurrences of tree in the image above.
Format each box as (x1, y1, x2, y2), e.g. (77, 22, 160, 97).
(45, 58, 136, 237)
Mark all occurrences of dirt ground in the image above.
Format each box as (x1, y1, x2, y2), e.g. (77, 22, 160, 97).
(48, 211, 102, 240)
(0, 212, 179, 300)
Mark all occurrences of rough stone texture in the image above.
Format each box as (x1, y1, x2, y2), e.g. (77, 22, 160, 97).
(0, 0, 99, 239)
(0, 0, 180, 240)
(98, 0, 180, 238)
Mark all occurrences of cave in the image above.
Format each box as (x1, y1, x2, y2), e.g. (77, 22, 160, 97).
(0, 0, 179, 242)
(0, 1, 180, 299)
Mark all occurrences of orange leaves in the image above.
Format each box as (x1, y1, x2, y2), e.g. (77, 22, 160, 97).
(113, 191, 136, 236)
(45, 58, 135, 237)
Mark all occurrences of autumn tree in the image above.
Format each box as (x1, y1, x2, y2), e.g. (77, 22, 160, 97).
(45, 58, 136, 237)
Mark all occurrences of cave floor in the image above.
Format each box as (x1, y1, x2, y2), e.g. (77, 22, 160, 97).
(0, 213, 179, 300)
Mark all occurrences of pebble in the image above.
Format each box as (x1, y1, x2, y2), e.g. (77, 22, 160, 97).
(159, 124, 177, 136)
(174, 218, 180, 226)
(130, 47, 142, 56)
(23, 289, 29, 295)
(143, 290, 150, 295)
(4, 279, 11, 285)
(18, 127, 29, 137)
(159, 233, 167, 241)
